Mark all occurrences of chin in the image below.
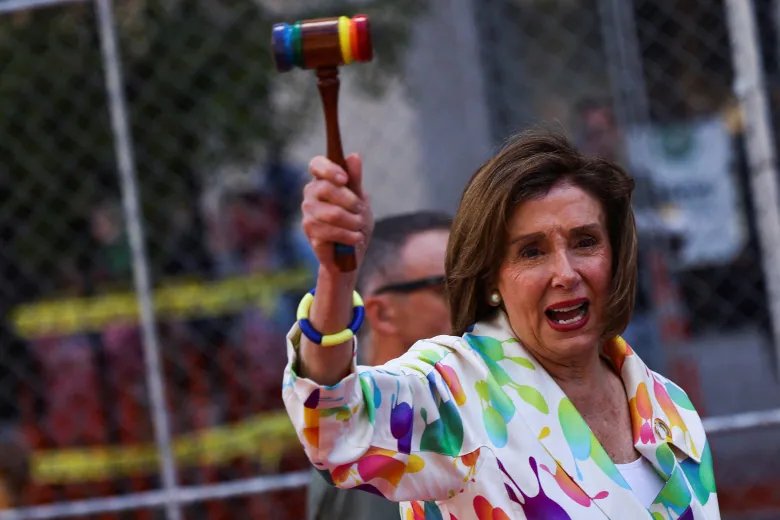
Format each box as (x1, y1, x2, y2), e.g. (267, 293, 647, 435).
(544, 330, 602, 357)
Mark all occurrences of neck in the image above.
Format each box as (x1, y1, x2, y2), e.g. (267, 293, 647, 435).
(536, 347, 616, 402)
(368, 336, 408, 365)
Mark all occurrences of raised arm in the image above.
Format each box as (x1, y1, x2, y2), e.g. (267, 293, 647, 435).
(299, 153, 373, 385)
(288, 156, 484, 502)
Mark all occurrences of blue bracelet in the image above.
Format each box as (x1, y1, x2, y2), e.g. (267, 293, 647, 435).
(296, 289, 365, 347)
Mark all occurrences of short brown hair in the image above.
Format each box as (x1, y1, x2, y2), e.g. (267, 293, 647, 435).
(358, 211, 452, 295)
(446, 129, 637, 339)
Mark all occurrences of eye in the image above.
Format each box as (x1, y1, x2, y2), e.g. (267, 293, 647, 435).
(576, 235, 598, 248)
(520, 246, 543, 259)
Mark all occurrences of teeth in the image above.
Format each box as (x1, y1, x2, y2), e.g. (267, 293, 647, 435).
(550, 303, 584, 313)
(548, 305, 587, 325)
(553, 314, 584, 325)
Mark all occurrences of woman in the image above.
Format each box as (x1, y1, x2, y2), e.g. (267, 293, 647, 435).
(284, 131, 719, 519)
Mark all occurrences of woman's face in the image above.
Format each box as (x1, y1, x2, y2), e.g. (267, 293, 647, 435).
(496, 181, 613, 364)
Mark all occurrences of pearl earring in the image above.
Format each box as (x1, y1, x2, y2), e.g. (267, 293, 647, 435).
(489, 291, 501, 306)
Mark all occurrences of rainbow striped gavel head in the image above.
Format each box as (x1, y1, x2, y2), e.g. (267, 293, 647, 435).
(271, 14, 373, 72)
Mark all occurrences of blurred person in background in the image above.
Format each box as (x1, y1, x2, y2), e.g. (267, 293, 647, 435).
(307, 211, 451, 520)
(197, 163, 316, 414)
(89, 200, 131, 285)
(285, 130, 718, 518)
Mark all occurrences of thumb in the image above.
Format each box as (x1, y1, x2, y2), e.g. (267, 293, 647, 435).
(345, 153, 364, 197)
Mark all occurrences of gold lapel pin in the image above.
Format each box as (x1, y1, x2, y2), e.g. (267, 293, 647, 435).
(654, 418, 671, 440)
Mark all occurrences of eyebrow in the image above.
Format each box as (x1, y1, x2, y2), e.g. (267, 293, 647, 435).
(571, 223, 602, 235)
(508, 223, 602, 245)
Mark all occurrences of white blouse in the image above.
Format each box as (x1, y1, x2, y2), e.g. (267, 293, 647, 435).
(616, 456, 665, 507)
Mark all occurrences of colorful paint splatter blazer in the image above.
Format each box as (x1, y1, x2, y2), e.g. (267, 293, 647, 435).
(283, 312, 720, 519)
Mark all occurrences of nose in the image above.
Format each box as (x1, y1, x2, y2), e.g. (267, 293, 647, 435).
(550, 251, 580, 290)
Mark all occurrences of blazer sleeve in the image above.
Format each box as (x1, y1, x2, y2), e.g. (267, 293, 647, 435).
(282, 324, 487, 502)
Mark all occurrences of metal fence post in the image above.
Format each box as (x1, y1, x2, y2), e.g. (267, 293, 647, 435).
(724, 0, 780, 377)
(93, 0, 181, 518)
(598, 0, 650, 131)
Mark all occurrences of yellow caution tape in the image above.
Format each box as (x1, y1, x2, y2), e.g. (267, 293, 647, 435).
(11, 269, 312, 339)
(14, 270, 313, 482)
(32, 410, 301, 484)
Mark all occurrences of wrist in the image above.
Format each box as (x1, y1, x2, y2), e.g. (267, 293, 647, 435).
(297, 289, 364, 347)
(308, 265, 359, 334)
(316, 264, 358, 295)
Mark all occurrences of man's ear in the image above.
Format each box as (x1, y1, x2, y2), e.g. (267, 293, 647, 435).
(363, 295, 399, 336)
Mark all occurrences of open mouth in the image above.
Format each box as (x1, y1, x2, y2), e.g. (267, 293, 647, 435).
(544, 300, 589, 330)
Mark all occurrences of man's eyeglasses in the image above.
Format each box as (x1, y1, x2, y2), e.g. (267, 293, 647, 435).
(373, 275, 446, 295)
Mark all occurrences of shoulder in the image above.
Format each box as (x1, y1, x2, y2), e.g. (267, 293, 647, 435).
(417, 334, 473, 355)
(373, 333, 487, 381)
(411, 333, 485, 367)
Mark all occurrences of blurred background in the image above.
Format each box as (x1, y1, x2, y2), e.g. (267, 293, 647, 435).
(0, 0, 778, 518)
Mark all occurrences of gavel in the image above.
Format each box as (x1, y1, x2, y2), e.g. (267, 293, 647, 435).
(271, 15, 373, 272)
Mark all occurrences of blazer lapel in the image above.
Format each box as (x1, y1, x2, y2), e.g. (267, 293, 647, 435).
(469, 317, 712, 519)
(604, 336, 711, 519)
(469, 316, 651, 519)
(604, 336, 704, 462)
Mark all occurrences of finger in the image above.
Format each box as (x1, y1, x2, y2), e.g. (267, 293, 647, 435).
(345, 153, 363, 197)
(302, 218, 365, 249)
(301, 199, 364, 232)
(304, 179, 363, 214)
(309, 156, 348, 185)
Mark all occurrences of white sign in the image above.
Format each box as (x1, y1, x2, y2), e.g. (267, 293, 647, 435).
(627, 116, 746, 268)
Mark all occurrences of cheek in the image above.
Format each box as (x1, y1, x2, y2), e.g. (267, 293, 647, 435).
(496, 264, 517, 294)
(428, 297, 451, 322)
(497, 265, 543, 300)
(584, 257, 613, 298)
(498, 268, 545, 322)
(408, 295, 447, 321)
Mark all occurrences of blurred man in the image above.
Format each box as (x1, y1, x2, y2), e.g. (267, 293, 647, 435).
(307, 211, 451, 520)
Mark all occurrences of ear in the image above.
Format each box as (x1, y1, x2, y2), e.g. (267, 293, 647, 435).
(363, 295, 400, 336)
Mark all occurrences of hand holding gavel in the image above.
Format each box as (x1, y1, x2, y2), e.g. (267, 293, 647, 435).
(272, 15, 373, 272)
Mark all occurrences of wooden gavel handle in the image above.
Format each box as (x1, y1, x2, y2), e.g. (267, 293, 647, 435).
(316, 67, 357, 272)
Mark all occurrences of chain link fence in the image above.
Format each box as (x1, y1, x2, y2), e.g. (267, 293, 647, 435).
(0, 0, 778, 518)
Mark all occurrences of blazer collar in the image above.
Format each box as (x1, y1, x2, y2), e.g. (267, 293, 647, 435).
(468, 313, 704, 517)
(602, 336, 704, 465)
(469, 314, 642, 513)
